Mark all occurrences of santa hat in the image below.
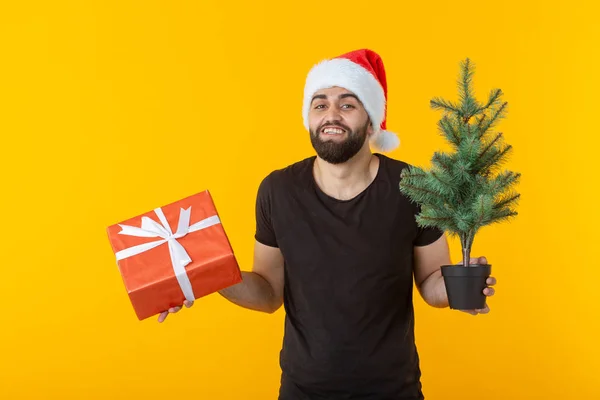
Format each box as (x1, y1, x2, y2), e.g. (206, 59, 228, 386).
(302, 48, 400, 152)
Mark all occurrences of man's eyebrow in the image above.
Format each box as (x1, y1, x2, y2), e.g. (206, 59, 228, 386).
(310, 94, 327, 103)
(310, 93, 361, 103)
(339, 93, 360, 102)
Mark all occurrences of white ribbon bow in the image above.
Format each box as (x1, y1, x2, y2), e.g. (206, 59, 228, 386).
(115, 206, 221, 302)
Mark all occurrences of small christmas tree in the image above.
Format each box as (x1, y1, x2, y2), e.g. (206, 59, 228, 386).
(399, 58, 520, 268)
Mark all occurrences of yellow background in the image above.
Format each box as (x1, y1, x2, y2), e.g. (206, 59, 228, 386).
(1, 1, 598, 399)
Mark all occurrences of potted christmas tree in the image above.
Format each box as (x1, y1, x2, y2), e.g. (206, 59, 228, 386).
(399, 58, 521, 310)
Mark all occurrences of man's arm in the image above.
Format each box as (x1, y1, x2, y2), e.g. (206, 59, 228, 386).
(217, 240, 284, 314)
(157, 174, 284, 323)
(413, 234, 452, 308)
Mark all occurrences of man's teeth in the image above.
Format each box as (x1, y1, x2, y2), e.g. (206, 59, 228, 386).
(323, 128, 345, 134)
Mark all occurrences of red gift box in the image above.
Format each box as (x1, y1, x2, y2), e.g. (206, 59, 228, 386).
(106, 190, 242, 320)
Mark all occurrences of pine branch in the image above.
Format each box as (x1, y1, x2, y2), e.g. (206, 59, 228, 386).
(458, 58, 482, 119)
(490, 144, 513, 166)
(477, 114, 486, 130)
(418, 215, 454, 225)
(460, 58, 475, 93)
(481, 101, 508, 132)
(475, 197, 486, 227)
(458, 58, 475, 106)
(487, 209, 519, 226)
(479, 144, 513, 176)
(476, 132, 503, 165)
(476, 88, 503, 113)
(438, 116, 461, 146)
(399, 182, 439, 198)
(400, 167, 429, 190)
(417, 205, 458, 230)
(457, 134, 480, 167)
(466, 122, 471, 140)
(493, 192, 520, 210)
(488, 171, 521, 194)
(399, 179, 443, 210)
(400, 166, 424, 176)
(452, 158, 474, 182)
(475, 114, 492, 140)
(432, 152, 452, 173)
(430, 170, 452, 187)
(400, 170, 427, 179)
(430, 97, 462, 114)
(430, 170, 459, 199)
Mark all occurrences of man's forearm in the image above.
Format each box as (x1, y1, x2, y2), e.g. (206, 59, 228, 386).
(418, 269, 449, 308)
(218, 271, 281, 313)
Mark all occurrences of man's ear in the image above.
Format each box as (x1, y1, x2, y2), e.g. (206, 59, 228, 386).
(366, 116, 374, 136)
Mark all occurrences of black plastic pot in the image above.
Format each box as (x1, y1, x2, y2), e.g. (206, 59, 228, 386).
(441, 264, 491, 310)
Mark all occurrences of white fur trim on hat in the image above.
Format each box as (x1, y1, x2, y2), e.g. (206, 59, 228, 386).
(371, 130, 400, 152)
(302, 58, 399, 152)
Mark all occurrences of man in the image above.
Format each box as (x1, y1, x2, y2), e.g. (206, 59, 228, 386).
(159, 49, 497, 399)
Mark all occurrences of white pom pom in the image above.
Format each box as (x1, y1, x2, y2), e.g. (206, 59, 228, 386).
(370, 130, 400, 152)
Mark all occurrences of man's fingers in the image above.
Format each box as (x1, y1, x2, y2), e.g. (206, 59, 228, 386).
(158, 301, 194, 323)
(487, 277, 497, 286)
(477, 305, 490, 314)
(158, 311, 168, 323)
(484, 287, 495, 296)
(460, 305, 489, 315)
(456, 256, 490, 265)
(468, 256, 487, 265)
(456, 257, 478, 265)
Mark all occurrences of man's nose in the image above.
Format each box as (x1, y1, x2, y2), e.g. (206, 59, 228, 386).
(324, 106, 342, 122)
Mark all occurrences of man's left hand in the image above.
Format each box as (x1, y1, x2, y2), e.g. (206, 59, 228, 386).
(459, 256, 496, 316)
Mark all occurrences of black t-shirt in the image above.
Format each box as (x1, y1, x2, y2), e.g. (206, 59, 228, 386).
(255, 153, 444, 400)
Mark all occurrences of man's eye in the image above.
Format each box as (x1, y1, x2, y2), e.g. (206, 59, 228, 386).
(342, 104, 355, 109)
(314, 104, 325, 109)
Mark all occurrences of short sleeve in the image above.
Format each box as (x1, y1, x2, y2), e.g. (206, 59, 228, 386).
(413, 204, 445, 247)
(414, 225, 444, 247)
(254, 174, 279, 248)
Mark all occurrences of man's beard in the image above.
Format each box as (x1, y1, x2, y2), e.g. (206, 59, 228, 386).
(309, 121, 369, 164)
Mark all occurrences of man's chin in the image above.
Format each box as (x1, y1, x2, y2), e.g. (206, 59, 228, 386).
(313, 145, 356, 164)
(315, 153, 350, 164)
(310, 130, 367, 164)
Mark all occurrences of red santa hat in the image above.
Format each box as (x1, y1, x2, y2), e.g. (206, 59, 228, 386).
(302, 48, 400, 152)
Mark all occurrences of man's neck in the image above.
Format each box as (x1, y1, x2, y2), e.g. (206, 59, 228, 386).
(313, 149, 379, 201)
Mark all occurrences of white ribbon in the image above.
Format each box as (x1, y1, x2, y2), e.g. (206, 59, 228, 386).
(115, 206, 221, 302)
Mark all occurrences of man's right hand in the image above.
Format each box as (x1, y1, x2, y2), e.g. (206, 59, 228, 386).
(158, 300, 194, 323)
(157, 240, 284, 320)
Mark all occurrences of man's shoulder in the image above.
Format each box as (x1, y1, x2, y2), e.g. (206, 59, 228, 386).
(377, 153, 414, 179)
(262, 156, 315, 185)
(258, 156, 315, 195)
